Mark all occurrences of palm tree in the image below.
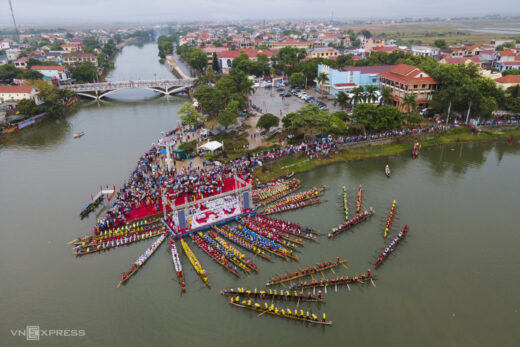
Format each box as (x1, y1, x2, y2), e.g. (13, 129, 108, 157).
(352, 86, 365, 105)
(380, 87, 393, 106)
(402, 93, 417, 114)
(364, 85, 378, 104)
(334, 91, 352, 110)
(316, 72, 329, 98)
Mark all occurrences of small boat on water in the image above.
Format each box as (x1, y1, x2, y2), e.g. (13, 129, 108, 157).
(385, 165, 391, 177)
(285, 171, 295, 179)
(73, 132, 85, 139)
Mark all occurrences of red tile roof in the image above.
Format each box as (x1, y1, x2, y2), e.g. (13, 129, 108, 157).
(31, 65, 66, 71)
(495, 75, 520, 84)
(334, 83, 356, 87)
(0, 86, 36, 94)
(218, 49, 274, 59)
(378, 64, 439, 85)
(372, 46, 405, 53)
(503, 62, 520, 66)
(443, 57, 481, 64)
(498, 50, 515, 56)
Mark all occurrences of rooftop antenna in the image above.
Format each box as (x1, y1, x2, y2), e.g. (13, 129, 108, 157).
(9, 0, 21, 43)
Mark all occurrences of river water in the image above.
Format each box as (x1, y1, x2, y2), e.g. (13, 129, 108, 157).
(1, 43, 520, 347)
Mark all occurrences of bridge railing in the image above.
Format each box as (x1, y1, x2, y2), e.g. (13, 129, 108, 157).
(59, 79, 195, 91)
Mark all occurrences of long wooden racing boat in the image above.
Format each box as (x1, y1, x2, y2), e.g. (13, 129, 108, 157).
(290, 272, 375, 290)
(212, 226, 271, 260)
(238, 219, 304, 246)
(328, 209, 375, 238)
(198, 232, 250, 274)
(179, 238, 210, 287)
(208, 231, 258, 272)
(248, 214, 320, 236)
(169, 236, 186, 292)
(266, 258, 347, 286)
(240, 218, 308, 244)
(384, 200, 397, 238)
(356, 185, 363, 214)
(231, 225, 298, 261)
(374, 225, 408, 269)
(262, 198, 322, 215)
(190, 234, 241, 277)
(116, 233, 167, 288)
(80, 195, 104, 219)
(343, 186, 348, 221)
(221, 288, 323, 302)
(228, 297, 332, 326)
(73, 228, 164, 256)
(254, 180, 302, 206)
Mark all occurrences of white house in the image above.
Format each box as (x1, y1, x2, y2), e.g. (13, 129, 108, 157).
(5, 48, 22, 61)
(30, 65, 70, 82)
(0, 86, 43, 105)
(0, 39, 12, 50)
(411, 45, 440, 58)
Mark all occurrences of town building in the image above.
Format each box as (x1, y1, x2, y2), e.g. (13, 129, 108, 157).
(494, 75, 520, 89)
(269, 40, 312, 50)
(63, 52, 98, 67)
(13, 57, 29, 69)
(493, 50, 520, 72)
(0, 86, 42, 105)
(201, 46, 229, 65)
(30, 66, 70, 83)
(1, 39, 13, 50)
(5, 48, 22, 61)
(378, 64, 439, 111)
(61, 44, 81, 52)
(307, 47, 339, 59)
(317, 64, 392, 96)
(439, 56, 483, 69)
(217, 49, 275, 74)
(411, 45, 440, 58)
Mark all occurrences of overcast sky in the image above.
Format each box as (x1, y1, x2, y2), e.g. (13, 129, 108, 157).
(0, 0, 518, 26)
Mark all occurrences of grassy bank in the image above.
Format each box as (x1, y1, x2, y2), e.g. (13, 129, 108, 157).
(253, 127, 520, 182)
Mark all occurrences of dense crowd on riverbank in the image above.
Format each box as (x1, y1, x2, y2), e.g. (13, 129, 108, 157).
(94, 122, 513, 232)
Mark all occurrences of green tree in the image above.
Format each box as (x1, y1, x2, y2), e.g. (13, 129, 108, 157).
(177, 102, 204, 126)
(257, 113, 280, 131)
(316, 72, 329, 97)
(364, 85, 379, 103)
(217, 110, 237, 128)
(334, 91, 352, 110)
(70, 62, 98, 83)
(212, 52, 220, 72)
(433, 39, 448, 49)
(290, 72, 305, 87)
(50, 41, 62, 51)
(352, 86, 365, 105)
(17, 99, 39, 115)
(19, 70, 44, 80)
(405, 113, 423, 125)
(0, 64, 19, 83)
(380, 87, 393, 106)
(193, 85, 226, 114)
(402, 93, 417, 114)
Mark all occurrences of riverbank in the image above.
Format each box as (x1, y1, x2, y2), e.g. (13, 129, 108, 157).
(165, 54, 190, 79)
(253, 126, 520, 181)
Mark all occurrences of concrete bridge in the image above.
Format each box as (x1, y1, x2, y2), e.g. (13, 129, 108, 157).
(59, 79, 195, 100)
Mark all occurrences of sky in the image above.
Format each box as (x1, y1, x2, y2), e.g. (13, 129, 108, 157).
(0, 0, 518, 26)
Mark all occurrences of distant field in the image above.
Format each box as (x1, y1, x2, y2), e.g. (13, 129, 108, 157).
(344, 19, 520, 45)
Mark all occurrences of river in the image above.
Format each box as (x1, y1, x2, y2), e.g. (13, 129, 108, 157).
(1, 43, 520, 346)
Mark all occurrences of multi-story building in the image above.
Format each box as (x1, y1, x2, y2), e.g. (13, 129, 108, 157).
(269, 40, 312, 50)
(378, 64, 439, 111)
(493, 50, 520, 72)
(317, 64, 392, 96)
(307, 47, 339, 59)
(63, 52, 98, 67)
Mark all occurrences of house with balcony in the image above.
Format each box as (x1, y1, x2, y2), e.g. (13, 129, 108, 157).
(493, 50, 520, 72)
(378, 64, 439, 112)
(307, 47, 339, 59)
(217, 49, 275, 74)
(63, 52, 98, 67)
